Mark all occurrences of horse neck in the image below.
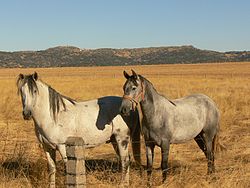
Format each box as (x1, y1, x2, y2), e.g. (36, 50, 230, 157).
(140, 78, 159, 116)
(31, 82, 53, 126)
(140, 77, 173, 119)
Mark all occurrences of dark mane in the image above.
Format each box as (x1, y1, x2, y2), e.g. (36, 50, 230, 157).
(17, 74, 76, 121)
(138, 75, 176, 106)
(48, 86, 76, 121)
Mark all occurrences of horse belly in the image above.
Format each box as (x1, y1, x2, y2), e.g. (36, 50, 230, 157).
(169, 103, 207, 144)
(170, 125, 203, 144)
(75, 119, 113, 148)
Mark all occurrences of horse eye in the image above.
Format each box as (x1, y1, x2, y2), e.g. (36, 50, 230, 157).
(34, 89, 37, 93)
(132, 86, 137, 91)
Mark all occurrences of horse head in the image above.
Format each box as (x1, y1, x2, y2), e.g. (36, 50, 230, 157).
(17, 72, 39, 120)
(120, 70, 145, 116)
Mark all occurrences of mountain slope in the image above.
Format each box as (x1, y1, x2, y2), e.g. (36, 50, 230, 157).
(0, 45, 249, 68)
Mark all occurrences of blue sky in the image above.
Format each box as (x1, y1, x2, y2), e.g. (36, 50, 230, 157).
(0, 0, 250, 52)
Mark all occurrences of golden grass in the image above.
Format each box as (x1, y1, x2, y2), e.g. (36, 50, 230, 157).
(0, 62, 249, 187)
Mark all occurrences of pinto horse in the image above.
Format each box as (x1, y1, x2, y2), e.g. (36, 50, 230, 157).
(17, 72, 141, 187)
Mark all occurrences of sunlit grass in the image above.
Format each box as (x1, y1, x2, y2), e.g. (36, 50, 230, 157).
(0, 62, 249, 187)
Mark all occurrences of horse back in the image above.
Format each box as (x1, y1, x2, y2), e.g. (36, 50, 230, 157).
(168, 94, 219, 143)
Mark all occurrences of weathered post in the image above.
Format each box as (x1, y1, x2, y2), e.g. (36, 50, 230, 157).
(66, 137, 86, 188)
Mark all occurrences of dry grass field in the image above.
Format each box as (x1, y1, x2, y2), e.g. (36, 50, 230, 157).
(0, 62, 249, 187)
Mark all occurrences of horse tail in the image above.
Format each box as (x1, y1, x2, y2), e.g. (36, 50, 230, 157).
(212, 132, 218, 153)
(130, 110, 141, 166)
(213, 123, 226, 154)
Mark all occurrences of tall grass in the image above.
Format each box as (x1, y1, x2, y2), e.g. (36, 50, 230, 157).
(0, 62, 249, 187)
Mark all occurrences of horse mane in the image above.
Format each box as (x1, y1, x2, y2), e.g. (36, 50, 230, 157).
(48, 86, 76, 121)
(138, 75, 176, 106)
(17, 74, 76, 121)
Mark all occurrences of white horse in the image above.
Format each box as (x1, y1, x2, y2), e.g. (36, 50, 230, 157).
(17, 72, 141, 187)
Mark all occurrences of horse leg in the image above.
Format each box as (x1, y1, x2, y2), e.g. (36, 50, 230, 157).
(195, 131, 215, 174)
(194, 131, 207, 158)
(204, 135, 215, 174)
(43, 145, 56, 188)
(146, 142, 155, 187)
(110, 135, 121, 170)
(123, 111, 142, 174)
(161, 140, 170, 184)
(130, 118, 142, 168)
(131, 128, 143, 177)
(115, 133, 130, 187)
(57, 144, 68, 179)
(58, 144, 67, 163)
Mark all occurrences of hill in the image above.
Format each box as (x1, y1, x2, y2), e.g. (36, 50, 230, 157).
(0, 45, 249, 67)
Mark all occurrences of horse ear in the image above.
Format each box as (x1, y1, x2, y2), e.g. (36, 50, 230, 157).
(131, 69, 138, 79)
(18, 73, 24, 80)
(17, 74, 24, 95)
(33, 72, 38, 81)
(123, 71, 130, 79)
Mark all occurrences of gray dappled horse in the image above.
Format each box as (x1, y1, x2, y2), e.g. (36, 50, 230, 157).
(17, 72, 141, 187)
(120, 70, 220, 185)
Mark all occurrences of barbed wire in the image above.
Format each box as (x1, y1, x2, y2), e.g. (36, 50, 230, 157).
(0, 138, 249, 152)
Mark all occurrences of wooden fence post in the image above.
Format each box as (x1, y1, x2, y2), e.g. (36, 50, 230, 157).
(66, 137, 86, 188)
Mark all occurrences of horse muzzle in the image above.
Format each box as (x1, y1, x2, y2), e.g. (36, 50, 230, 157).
(120, 98, 135, 116)
(22, 110, 32, 120)
(120, 106, 131, 116)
